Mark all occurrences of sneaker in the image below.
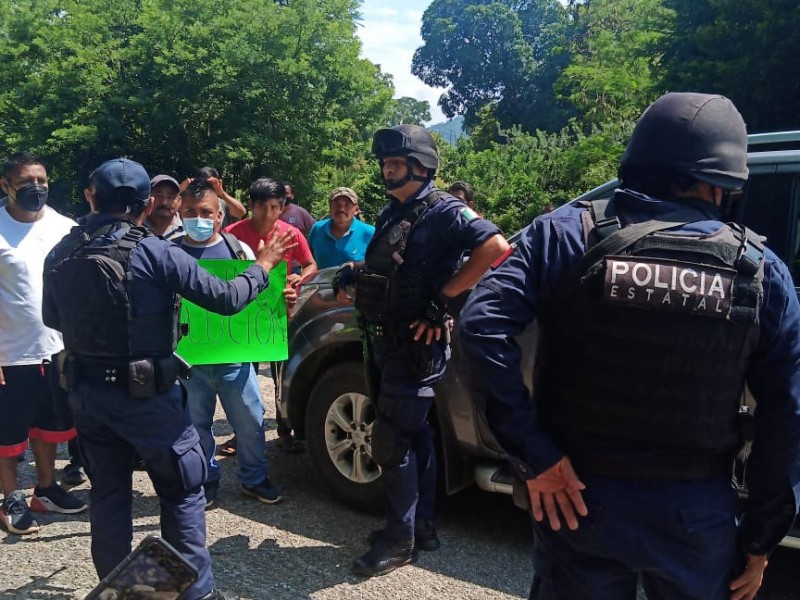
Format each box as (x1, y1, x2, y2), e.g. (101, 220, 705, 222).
(204, 483, 219, 510)
(31, 482, 88, 514)
(0, 491, 39, 535)
(62, 462, 87, 487)
(240, 477, 282, 505)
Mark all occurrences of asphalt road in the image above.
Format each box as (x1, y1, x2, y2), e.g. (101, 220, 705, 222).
(1, 370, 798, 599)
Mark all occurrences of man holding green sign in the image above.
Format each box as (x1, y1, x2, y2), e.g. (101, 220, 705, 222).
(176, 178, 289, 508)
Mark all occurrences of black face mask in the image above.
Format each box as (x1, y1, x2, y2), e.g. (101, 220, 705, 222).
(11, 183, 48, 212)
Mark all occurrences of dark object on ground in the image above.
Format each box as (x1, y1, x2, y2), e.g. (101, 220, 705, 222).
(217, 436, 237, 456)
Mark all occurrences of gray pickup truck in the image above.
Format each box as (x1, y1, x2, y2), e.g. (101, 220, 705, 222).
(277, 130, 800, 549)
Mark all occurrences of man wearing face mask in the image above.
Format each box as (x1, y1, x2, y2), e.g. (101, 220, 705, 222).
(0, 152, 87, 535)
(176, 178, 283, 508)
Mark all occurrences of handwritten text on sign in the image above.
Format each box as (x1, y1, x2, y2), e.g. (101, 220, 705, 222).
(177, 260, 287, 365)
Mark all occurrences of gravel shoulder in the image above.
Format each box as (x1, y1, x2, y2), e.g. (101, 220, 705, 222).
(0, 370, 533, 600)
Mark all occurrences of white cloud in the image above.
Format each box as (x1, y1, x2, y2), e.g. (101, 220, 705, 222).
(357, 0, 448, 124)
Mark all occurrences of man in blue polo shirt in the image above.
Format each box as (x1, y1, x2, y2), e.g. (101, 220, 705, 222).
(308, 187, 374, 269)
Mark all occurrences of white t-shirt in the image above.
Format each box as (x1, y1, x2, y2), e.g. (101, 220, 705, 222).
(0, 206, 76, 365)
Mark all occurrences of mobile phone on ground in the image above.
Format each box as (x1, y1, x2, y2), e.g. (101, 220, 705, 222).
(84, 534, 198, 599)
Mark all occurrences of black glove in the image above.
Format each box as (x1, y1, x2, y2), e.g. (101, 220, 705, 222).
(332, 263, 357, 297)
(420, 296, 451, 329)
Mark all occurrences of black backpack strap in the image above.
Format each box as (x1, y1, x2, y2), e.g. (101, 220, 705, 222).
(106, 224, 149, 267)
(727, 223, 766, 277)
(589, 198, 622, 240)
(175, 232, 247, 259)
(407, 189, 445, 227)
(221, 232, 247, 260)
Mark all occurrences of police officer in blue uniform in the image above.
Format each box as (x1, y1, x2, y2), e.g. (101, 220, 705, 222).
(334, 125, 509, 577)
(459, 93, 800, 600)
(42, 158, 293, 600)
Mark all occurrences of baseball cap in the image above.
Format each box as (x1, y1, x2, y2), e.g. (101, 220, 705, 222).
(150, 174, 180, 191)
(91, 158, 151, 209)
(329, 187, 359, 204)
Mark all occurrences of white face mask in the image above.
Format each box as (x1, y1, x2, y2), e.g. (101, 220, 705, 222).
(183, 217, 215, 242)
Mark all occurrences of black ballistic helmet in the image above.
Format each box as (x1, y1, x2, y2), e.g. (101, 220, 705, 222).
(372, 124, 439, 171)
(620, 92, 748, 190)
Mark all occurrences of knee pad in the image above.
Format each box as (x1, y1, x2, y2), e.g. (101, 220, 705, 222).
(371, 418, 409, 467)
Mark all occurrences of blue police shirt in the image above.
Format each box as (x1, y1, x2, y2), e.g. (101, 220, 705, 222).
(43, 214, 270, 329)
(459, 189, 800, 550)
(374, 182, 501, 295)
(308, 216, 375, 269)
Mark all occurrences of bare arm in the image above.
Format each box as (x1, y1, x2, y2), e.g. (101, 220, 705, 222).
(441, 233, 510, 299)
(208, 177, 247, 219)
(297, 258, 318, 283)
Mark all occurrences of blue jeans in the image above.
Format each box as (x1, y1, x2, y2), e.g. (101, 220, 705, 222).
(182, 363, 268, 487)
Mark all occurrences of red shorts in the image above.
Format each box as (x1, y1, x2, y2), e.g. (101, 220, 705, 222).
(0, 363, 76, 457)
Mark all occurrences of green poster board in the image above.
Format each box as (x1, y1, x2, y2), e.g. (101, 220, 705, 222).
(177, 260, 287, 365)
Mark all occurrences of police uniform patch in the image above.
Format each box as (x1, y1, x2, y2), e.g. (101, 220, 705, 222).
(603, 256, 735, 319)
(460, 206, 479, 222)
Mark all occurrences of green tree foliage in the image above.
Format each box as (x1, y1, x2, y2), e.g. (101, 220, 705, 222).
(385, 97, 432, 126)
(657, 0, 800, 132)
(438, 120, 631, 233)
(556, 0, 668, 128)
(0, 0, 393, 214)
(412, 0, 572, 134)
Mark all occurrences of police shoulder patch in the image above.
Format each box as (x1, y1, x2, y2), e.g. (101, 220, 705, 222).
(460, 206, 479, 222)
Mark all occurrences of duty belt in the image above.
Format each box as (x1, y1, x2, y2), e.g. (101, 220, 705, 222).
(76, 360, 128, 387)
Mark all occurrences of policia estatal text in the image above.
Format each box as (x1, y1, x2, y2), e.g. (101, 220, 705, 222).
(461, 93, 800, 600)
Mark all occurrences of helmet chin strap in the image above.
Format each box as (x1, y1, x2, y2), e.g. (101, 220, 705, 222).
(382, 158, 431, 190)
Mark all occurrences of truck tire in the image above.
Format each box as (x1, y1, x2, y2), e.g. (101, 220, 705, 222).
(306, 361, 383, 511)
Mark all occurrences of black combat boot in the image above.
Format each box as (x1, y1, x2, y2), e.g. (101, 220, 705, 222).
(367, 520, 441, 552)
(352, 537, 417, 577)
(414, 520, 441, 551)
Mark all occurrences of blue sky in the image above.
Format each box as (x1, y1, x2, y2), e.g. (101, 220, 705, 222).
(356, 0, 448, 124)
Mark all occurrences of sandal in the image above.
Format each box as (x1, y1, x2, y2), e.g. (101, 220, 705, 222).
(217, 435, 238, 456)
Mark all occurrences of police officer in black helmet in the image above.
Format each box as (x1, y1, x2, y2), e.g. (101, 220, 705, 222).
(460, 93, 800, 600)
(42, 158, 294, 600)
(334, 125, 509, 577)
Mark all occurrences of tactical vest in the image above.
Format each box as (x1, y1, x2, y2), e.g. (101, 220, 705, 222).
(355, 190, 445, 326)
(535, 198, 765, 479)
(46, 221, 181, 360)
